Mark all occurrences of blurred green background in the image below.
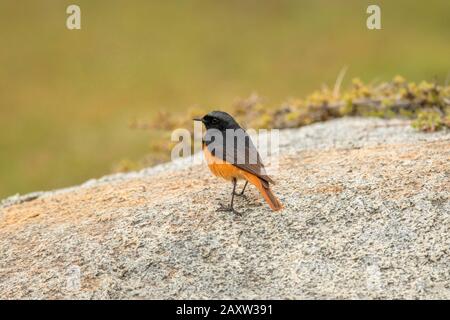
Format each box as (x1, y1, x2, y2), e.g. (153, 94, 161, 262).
(0, 0, 449, 198)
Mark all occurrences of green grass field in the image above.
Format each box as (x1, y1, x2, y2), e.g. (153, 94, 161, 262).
(0, 0, 449, 198)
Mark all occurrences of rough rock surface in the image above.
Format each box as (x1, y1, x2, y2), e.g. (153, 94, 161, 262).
(0, 118, 449, 299)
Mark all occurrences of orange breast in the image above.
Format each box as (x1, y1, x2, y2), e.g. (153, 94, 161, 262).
(202, 143, 283, 211)
(203, 145, 244, 181)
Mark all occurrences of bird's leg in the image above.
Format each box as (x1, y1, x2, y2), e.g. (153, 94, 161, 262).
(230, 178, 238, 213)
(217, 178, 241, 215)
(234, 181, 248, 197)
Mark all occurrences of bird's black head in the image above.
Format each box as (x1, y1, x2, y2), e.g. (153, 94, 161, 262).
(193, 111, 241, 131)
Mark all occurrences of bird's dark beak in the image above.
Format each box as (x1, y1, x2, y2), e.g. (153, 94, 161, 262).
(193, 117, 204, 123)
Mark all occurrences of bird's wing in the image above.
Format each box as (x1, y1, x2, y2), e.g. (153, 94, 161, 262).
(205, 129, 275, 185)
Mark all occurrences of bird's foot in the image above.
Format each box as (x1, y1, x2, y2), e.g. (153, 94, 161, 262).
(216, 203, 241, 216)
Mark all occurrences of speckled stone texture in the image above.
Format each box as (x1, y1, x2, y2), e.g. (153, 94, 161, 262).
(0, 118, 449, 299)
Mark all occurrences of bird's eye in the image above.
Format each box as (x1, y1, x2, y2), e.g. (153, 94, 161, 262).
(211, 118, 219, 124)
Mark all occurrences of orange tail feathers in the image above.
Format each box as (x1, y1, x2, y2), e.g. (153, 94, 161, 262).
(242, 172, 283, 211)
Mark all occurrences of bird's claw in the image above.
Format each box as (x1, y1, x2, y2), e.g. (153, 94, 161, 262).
(216, 203, 242, 216)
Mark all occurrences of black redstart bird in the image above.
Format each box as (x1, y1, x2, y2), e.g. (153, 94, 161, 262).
(194, 111, 283, 214)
